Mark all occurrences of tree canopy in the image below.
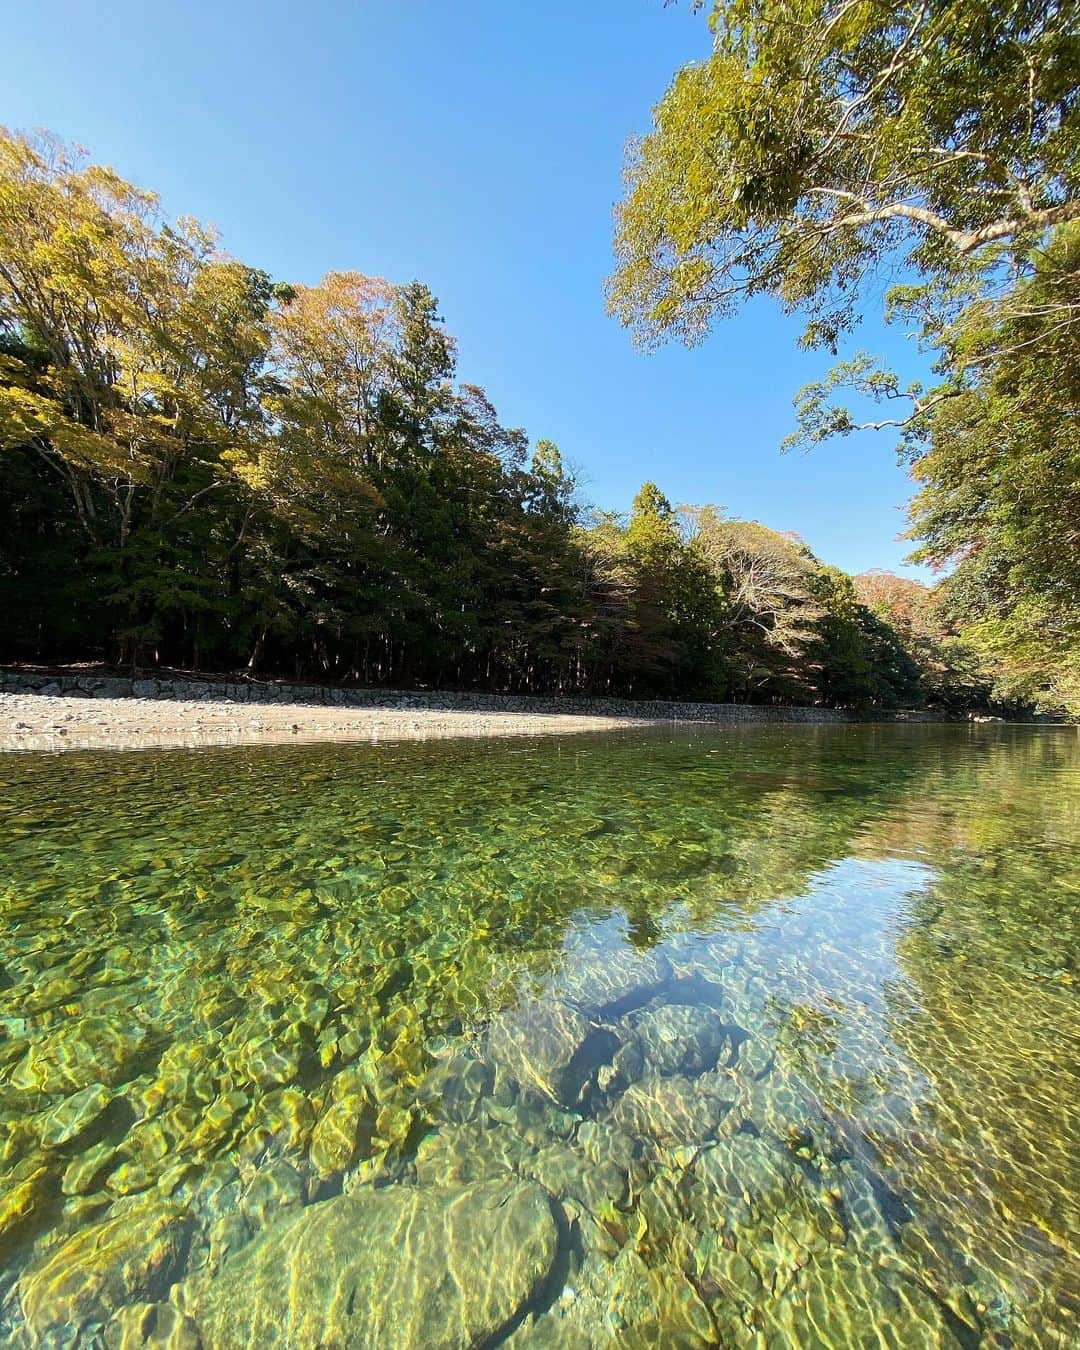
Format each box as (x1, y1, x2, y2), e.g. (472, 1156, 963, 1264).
(0, 126, 1047, 714)
(907, 224, 1080, 712)
(607, 0, 1080, 717)
(609, 0, 1080, 355)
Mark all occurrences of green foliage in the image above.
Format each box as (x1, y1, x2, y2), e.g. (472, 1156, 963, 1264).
(907, 226, 1080, 716)
(609, 0, 1080, 355)
(812, 568, 922, 707)
(687, 509, 823, 700)
(608, 0, 1079, 717)
(0, 127, 1009, 711)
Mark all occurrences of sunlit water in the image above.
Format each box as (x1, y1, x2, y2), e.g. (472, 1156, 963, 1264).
(0, 724, 1077, 1347)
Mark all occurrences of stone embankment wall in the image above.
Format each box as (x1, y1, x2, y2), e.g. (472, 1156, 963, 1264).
(0, 669, 942, 724)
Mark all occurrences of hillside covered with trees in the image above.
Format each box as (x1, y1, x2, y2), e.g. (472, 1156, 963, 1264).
(0, 129, 1055, 713)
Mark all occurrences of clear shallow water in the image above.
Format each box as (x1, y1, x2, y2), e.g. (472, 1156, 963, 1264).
(0, 724, 1077, 1348)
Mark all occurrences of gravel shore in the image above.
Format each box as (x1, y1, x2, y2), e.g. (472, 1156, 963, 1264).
(0, 692, 662, 752)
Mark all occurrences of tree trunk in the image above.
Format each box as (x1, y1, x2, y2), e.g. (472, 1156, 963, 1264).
(248, 627, 267, 674)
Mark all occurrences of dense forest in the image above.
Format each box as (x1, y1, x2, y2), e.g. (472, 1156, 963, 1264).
(0, 125, 1064, 712)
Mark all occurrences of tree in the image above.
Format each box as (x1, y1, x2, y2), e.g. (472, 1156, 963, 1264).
(609, 0, 1080, 362)
(687, 509, 823, 699)
(624, 484, 720, 694)
(0, 125, 1024, 712)
(905, 226, 1080, 714)
(0, 129, 279, 666)
(573, 512, 639, 693)
(607, 3, 1079, 717)
(812, 567, 923, 706)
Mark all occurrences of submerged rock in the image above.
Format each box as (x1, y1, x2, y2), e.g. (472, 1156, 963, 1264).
(0, 1159, 52, 1250)
(238, 1158, 305, 1230)
(11, 1017, 150, 1094)
(419, 1049, 494, 1124)
(553, 936, 674, 1014)
(191, 1178, 559, 1348)
(630, 1002, 729, 1078)
(487, 1000, 616, 1106)
(62, 1139, 121, 1196)
(308, 1094, 373, 1177)
(232, 1035, 300, 1092)
(605, 1036, 645, 1094)
(525, 1142, 629, 1219)
(37, 1082, 114, 1148)
(106, 1301, 203, 1349)
(19, 1201, 193, 1340)
(414, 1121, 529, 1187)
(688, 1134, 805, 1239)
(612, 1074, 730, 1150)
(240, 1086, 314, 1157)
(576, 1119, 639, 1172)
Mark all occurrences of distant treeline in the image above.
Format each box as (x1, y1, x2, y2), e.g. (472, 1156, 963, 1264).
(0, 131, 999, 709)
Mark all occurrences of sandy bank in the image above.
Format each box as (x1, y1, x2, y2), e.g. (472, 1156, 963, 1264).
(0, 692, 663, 752)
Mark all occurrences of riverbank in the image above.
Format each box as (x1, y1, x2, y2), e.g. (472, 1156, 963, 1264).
(0, 669, 941, 752)
(0, 692, 667, 752)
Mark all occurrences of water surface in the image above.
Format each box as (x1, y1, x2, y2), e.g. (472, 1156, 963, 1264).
(0, 725, 1077, 1346)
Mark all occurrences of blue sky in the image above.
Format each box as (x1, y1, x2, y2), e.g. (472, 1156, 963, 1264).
(5, 1, 930, 577)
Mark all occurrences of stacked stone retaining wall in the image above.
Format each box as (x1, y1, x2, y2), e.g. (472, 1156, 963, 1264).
(0, 670, 943, 724)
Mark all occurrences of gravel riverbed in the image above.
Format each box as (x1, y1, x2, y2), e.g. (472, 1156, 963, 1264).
(0, 692, 663, 752)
